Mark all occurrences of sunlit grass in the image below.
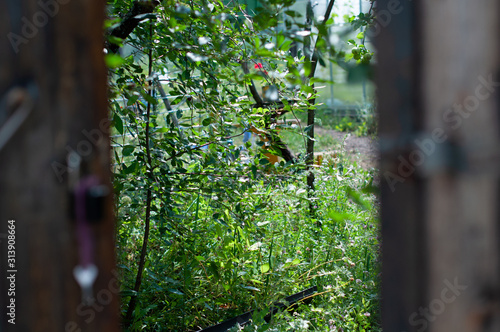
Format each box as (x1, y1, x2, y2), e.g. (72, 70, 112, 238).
(116, 152, 381, 331)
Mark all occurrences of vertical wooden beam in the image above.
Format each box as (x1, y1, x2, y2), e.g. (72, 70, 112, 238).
(0, 1, 119, 331)
(421, 0, 500, 330)
(378, 0, 500, 330)
(375, 1, 427, 331)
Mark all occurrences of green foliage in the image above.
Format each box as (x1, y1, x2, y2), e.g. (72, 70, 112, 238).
(325, 104, 378, 137)
(335, 116, 376, 137)
(116, 158, 380, 331)
(107, 0, 378, 330)
(335, 116, 356, 132)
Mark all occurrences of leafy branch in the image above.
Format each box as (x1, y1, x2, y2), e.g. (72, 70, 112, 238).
(106, 0, 160, 53)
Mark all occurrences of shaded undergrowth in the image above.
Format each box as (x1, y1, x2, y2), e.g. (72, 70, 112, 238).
(116, 153, 380, 331)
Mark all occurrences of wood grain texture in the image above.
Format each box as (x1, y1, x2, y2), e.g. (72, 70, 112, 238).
(422, 0, 500, 331)
(375, 1, 427, 331)
(0, 1, 119, 331)
(377, 0, 500, 331)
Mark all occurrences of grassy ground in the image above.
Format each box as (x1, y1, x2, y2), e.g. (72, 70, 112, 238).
(116, 152, 381, 331)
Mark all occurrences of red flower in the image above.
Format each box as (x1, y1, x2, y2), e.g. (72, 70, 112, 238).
(254, 62, 267, 75)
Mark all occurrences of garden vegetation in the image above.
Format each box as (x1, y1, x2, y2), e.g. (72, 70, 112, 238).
(106, 0, 380, 330)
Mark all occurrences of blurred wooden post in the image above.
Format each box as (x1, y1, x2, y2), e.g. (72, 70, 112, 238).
(377, 0, 500, 331)
(376, 1, 427, 331)
(0, 1, 119, 331)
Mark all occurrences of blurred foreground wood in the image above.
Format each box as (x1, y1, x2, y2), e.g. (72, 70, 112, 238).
(377, 0, 500, 331)
(0, 1, 119, 331)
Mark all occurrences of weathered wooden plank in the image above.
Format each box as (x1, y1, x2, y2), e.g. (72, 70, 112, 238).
(0, 1, 119, 331)
(375, 1, 428, 331)
(421, 0, 500, 331)
(377, 0, 500, 330)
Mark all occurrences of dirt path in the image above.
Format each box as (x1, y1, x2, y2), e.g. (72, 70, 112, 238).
(315, 126, 379, 170)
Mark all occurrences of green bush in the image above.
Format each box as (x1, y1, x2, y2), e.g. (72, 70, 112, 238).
(107, 0, 379, 330)
(116, 156, 381, 331)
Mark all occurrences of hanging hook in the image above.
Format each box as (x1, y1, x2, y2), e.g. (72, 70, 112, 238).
(0, 82, 38, 153)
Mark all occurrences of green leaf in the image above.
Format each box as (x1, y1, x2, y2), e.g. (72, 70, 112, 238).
(141, 90, 157, 105)
(296, 188, 306, 195)
(113, 113, 123, 135)
(327, 210, 354, 222)
(318, 53, 326, 67)
(120, 289, 138, 297)
(279, 40, 293, 52)
(107, 36, 123, 47)
(241, 285, 260, 292)
(155, 127, 169, 133)
(346, 186, 371, 210)
(361, 184, 379, 195)
(105, 54, 124, 69)
(202, 118, 213, 126)
(134, 13, 156, 20)
(251, 164, 257, 178)
(104, 18, 121, 29)
(168, 288, 184, 296)
(260, 263, 270, 273)
(209, 262, 220, 280)
(122, 161, 138, 175)
(284, 10, 302, 18)
(303, 61, 312, 77)
(284, 258, 301, 268)
(250, 279, 263, 284)
(301, 85, 315, 94)
(122, 145, 135, 156)
(259, 158, 270, 165)
(127, 95, 139, 106)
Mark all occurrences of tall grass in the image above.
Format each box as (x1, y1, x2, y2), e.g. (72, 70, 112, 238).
(116, 150, 380, 331)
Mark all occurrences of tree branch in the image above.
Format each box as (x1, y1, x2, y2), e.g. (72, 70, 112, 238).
(308, 0, 336, 80)
(306, 0, 336, 218)
(241, 61, 264, 107)
(241, 61, 295, 162)
(123, 22, 155, 327)
(106, 0, 160, 54)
